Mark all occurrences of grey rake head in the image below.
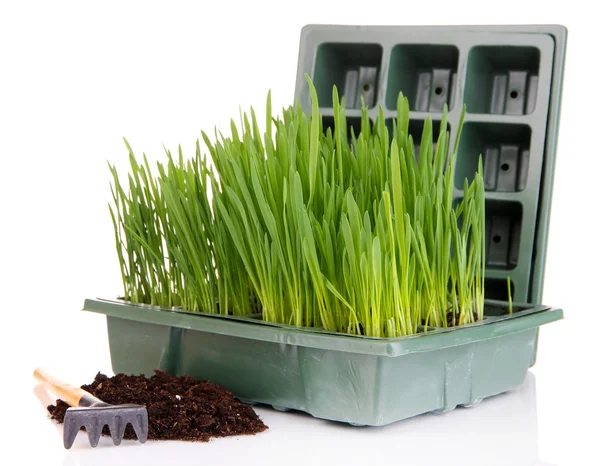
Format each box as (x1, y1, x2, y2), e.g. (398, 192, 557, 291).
(63, 404, 148, 449)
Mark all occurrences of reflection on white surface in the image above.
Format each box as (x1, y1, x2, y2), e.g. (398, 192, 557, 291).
(52, 371, 556, 466)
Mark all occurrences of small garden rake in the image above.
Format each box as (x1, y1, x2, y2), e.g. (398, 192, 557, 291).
(34, 368, 148, 449)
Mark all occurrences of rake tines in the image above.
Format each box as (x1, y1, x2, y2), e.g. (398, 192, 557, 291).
(63, 405, 148, 449)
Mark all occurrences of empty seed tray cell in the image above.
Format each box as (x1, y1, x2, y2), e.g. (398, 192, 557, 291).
(313, 43, 383, 108)
(295, 24, 567, 304)
(387, 44, 459, 112)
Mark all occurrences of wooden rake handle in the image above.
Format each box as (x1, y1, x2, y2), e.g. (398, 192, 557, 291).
(34, 368, 91, 407)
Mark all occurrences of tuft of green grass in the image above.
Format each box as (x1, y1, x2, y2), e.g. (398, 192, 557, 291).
(108, 141, 256, 316)
(109, 76, 486, 336)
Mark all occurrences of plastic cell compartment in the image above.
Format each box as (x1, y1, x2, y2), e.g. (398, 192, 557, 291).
(313, 42, 383, 109)
(294, 24, 567, 304)
(385, 118, 450, 161)
(386, 44, 459, 112)
(485, 200, 523, 270)
(321, 115, 372, 145)
(485, 278, 515, 301)
(456, 122, 532, 192)
(464, 45, 540, 115)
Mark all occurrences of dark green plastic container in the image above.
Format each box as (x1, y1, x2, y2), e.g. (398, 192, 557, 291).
(88, 25, 566, 427)
(294, 24, 567, 304)
(84, 298, 562, 426)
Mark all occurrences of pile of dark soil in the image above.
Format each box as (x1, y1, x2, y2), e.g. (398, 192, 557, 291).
(47, 370, 267, 442)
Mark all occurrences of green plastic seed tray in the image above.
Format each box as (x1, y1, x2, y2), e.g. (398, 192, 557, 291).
(84, 298, 562, 426)
(294, 24, 567, 304)
(87, 24, 566, 428)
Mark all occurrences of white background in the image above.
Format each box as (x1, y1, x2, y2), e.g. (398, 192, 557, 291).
(1, 1, 598, 465)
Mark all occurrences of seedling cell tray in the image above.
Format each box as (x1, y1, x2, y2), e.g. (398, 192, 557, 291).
(84, 298, 562, 426)
(294, 24, 567, 305)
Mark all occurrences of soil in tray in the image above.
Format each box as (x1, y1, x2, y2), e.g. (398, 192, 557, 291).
(47, 370, 268, 442)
